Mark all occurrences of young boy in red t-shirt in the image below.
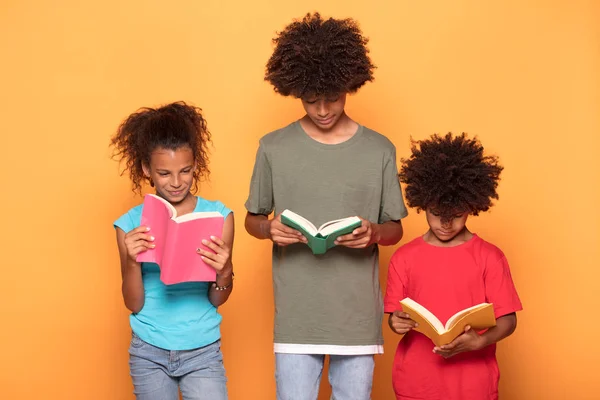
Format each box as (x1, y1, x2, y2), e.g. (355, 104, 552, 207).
(385, 133, 522, 400)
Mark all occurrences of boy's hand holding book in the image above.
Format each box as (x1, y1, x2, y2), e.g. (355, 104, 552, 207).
(268, 213, 308, 246)
(335, 217, 379, 249)
(389, 310, 418, 335)
(433, 325, 486, 359)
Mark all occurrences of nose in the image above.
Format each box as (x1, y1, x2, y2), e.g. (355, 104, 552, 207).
(317, 101, 328, 117)
(171, 175, 182, 188)
(441, 219, 453, 229)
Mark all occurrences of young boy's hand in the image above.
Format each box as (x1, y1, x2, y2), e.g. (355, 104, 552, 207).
(335, 217, 379, 248)
(433, 325, 487, 358)
(388, 310, 417, 335)
(268, 214, 308, 246)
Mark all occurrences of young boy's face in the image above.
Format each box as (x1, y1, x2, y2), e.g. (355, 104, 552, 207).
(425, 208, 469, 242)
(301, 93, 347, 131)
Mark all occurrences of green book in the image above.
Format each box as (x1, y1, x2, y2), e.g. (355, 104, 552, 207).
(280, 209, 363, 255)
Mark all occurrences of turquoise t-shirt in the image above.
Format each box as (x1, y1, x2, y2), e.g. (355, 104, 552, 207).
(114, 196, 232, 351)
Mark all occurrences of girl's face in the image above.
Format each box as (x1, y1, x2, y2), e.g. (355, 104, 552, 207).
(143, 146, 195, 204)
(425, 208, 469, 243)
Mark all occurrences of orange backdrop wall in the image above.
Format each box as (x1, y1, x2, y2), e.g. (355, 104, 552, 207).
(1, 1, 598, 399)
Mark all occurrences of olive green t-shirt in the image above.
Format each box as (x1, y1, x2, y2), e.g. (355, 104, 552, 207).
(245, 121, 408, 347)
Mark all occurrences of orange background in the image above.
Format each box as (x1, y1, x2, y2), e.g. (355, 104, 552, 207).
(1, 1, 599, 399)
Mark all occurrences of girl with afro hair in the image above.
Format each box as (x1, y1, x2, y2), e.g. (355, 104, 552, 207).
(111, 102, 234, 399)
(384, 133, 522, 400)
(245, 12, 408, 400)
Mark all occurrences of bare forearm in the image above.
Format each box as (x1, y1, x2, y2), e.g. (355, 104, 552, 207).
(208, 269, 234, 307)
(122, 261, 145, 313)
(481, 313, 517, 347)
(372, 220, 404, 246)
(245, 212, 271, 240)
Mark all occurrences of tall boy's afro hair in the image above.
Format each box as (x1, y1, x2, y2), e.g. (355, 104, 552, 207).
(265, 12, 375, 98)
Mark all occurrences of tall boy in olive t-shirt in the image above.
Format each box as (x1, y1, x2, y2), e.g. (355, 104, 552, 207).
(244, 13, 408, 400)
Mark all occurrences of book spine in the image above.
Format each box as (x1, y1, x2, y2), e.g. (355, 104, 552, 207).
(308, 237, 327, 255)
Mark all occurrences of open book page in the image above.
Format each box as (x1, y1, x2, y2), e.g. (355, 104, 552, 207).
(145, 194, 222, 223)
(173, 211, 223, 223)
(281, 210, 318, 236)
(444, 303, 490, 331)
(318, 217, 361, 237)
(444, 304, 496, 336)
(400, 298, 445, 333)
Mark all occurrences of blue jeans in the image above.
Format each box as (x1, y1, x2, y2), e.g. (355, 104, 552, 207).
(275, 353, 375, 400)
(129, 333, 228, 400)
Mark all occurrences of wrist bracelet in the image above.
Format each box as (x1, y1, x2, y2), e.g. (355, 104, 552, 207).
(213, 272, 234, 291)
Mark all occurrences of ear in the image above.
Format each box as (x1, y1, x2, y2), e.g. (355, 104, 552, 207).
(142, 163, 151, 178)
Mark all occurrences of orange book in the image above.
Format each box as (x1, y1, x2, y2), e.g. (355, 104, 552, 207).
(399, 297, 497, 347)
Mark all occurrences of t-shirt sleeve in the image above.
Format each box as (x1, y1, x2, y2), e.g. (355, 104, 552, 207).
(114, 211, 135, 234)
(214, 201, 233, 218)
(484, 255, 523, 318)
(379, 146, 408, 224)
(244, 142, 274, 215)
(384, 252, 407, 313)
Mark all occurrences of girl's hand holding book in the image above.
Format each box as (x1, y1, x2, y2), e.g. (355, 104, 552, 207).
(197, 236, 233, 276)
(124, 226, 155, 263)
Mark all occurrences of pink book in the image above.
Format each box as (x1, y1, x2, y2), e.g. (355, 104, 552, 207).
(136, 194, 224, 285)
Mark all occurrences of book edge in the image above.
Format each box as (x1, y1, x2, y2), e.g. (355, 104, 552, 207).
(400, 297, 445, 334)
(281, 210, 318, 237)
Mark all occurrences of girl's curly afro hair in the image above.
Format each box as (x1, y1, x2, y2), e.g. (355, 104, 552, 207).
(110, 101, 212, 194)
(265, 12, 375, 98)
(399, 133, 503, 217)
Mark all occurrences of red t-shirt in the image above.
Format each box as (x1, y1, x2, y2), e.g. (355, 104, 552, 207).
(384, 234, 522, 400)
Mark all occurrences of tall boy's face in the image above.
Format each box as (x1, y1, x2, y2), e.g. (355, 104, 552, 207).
(301, 93, 347, 130)
(425, 208, 469, 242)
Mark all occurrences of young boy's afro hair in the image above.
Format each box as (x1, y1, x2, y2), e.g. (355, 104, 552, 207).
(265, 12, 375, 98)
(399, 133, 503, 216)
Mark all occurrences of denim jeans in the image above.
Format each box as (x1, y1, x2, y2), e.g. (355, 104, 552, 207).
(129, 333, 228, 400)
(275, 353, 375, 400)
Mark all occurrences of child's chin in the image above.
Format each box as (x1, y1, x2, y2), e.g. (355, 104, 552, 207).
(435, 232, 457, 242)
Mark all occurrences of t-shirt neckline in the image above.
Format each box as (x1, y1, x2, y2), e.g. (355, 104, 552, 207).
(294, 120, 364, 150)
(418, 233, 480, 249)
